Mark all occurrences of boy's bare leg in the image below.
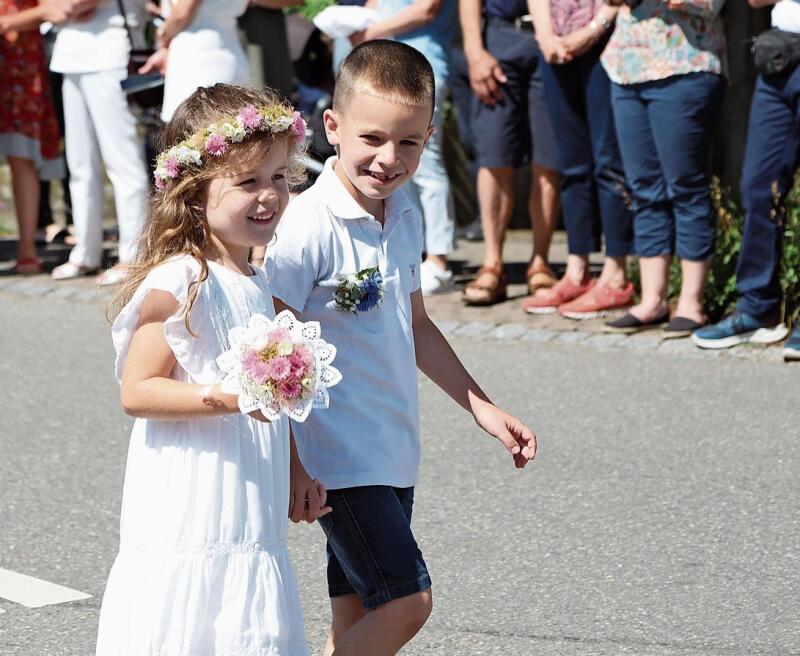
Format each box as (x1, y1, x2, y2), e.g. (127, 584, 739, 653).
(323, 595, 365, 656)
(325, 590, 433, 656)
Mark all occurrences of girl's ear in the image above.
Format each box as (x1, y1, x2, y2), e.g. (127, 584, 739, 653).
(323, 109, 341, 147)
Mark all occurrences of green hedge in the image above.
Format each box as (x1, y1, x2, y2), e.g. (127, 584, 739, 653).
(627, 177, 800, 327)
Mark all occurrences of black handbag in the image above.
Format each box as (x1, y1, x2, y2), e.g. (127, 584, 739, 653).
(115, 0, 164, 110)
(752, 28, 800, 76)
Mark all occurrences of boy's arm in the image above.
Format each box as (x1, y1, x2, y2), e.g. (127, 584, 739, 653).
(411, 291, 537, 468)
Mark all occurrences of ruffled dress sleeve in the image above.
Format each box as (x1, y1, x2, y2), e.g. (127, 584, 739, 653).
(111, 255, 218, 385)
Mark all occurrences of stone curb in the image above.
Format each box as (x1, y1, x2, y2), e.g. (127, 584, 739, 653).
(1, 282, 787, 364)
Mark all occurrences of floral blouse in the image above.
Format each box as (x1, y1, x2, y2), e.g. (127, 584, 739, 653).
(600, 0, 727, 85)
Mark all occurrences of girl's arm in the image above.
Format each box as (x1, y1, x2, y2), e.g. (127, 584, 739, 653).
(528, 0, 571, 64)
(410, 291, 538, 469)
(158, 0, 201, 46)
(120, 290, 243, 420)
(355, 0, 442, 42)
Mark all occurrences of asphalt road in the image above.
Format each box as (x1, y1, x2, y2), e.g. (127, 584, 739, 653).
(1, 293, 798, 656)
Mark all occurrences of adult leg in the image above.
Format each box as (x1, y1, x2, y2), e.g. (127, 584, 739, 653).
(736, 70, 800, 320)
(585, 49, 631, 289)
(536, 56, 595, 287)
(84, 68, 149, 267)
(647, 73, 725, 323)
(61, 72, 104, 271)
(611, 81, 672, 322)
(527, 40, 561, 285)
(478, 166, 515, 270)
(7, 157, 40, 263)
(408, 84, 456, 289)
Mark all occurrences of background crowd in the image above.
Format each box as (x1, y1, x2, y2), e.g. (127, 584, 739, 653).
(1, 0, 799, 357)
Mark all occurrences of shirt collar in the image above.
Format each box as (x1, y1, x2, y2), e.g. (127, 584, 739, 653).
(319, 156, 415, 226)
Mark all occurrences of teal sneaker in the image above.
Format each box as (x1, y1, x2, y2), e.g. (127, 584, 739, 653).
(783, 327, 800, 362)
(692, 310, 789, 350)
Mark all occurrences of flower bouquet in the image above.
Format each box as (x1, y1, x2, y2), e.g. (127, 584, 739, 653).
(332, 267, 384, 314)
(217, 310, 341, 422)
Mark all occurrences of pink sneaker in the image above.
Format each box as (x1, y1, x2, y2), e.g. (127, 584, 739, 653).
(521, 277, 594, 315)
(558, 282, 635, 320)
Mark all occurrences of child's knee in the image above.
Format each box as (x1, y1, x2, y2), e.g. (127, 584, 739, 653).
(382, 589, 433, 635)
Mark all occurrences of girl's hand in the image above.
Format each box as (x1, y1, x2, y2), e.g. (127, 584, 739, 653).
(289, 461, 332, 523)
(561, 26, 596, 59)
(138, 47, 168, 75)
(538, 34, 572, 65)
(472, 399, 538, 469)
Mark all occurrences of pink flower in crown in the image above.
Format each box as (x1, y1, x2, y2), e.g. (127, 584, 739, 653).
(205, 133, 228, 156)
(238, 105, 263, 131)
(154, 176, 165, 190)
(278, 377, 302, 400)
(264, 356, 291, 381)
(165, 156, 180, 178)
(291, 111, 306, 143)
(242, 350, 271, 384)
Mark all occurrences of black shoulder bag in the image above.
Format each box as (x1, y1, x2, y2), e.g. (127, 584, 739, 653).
(752, 28, 800, 77)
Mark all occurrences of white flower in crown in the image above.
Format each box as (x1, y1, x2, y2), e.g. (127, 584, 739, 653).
(272, 115, 294, 132)
(221, 121, 247, 142)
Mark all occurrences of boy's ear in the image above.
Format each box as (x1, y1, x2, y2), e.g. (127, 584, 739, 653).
(323, 109, 341, 147)
(423, 125, 435, 147)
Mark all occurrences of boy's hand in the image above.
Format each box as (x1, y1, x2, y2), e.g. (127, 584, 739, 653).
(289, 462, 332, 523)
(472, 400, 538, 468)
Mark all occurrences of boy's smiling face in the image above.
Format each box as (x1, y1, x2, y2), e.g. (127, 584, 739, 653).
(323, 88, 434, 218)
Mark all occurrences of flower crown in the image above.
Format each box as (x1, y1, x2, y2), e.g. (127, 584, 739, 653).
(153, 104, 307, 189)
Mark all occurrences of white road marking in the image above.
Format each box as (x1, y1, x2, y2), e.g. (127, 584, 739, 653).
(0, 568, 91, 608)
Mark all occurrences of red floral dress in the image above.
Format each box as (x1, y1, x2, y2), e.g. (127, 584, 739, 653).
(0, 0, 64, 178)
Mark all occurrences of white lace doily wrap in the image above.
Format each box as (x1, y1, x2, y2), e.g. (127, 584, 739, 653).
(216, 310, 342, 422)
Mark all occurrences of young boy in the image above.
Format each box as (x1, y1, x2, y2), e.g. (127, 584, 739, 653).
(265, 40, 538, 656)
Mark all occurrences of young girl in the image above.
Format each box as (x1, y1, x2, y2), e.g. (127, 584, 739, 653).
(98, 84, 325, 655)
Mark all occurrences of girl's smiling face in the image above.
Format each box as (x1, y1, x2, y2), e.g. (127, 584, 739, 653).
(323, 90, 433, 218)
(203, 140, 290, 267)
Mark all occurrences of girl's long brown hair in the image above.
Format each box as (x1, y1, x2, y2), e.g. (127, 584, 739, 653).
(108, 84, 306, 331)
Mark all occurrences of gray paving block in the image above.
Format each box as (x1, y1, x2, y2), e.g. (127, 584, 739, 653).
(452, 322, 494, 338)
(583, 333, 627, 350)
(74, 289, 100, 302)
(48, 286, 83, 300)
(434, 320, 461, 335)
(553, 330, 589, 344)
(488, 323, 527, 340)
(521, 329, 559, 343)
(17, 284, 56, 297)
(618, 332, 663, 350)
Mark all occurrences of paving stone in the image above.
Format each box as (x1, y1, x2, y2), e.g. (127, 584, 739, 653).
(17, 284, 56, 297)
(656, 338, 697, 356)
(488, 323, 527, 340)
(3, 281, 40, 295)
(48, 286, 82, 300)
(521, 329, 559, 343)
(617, 333, 663, 350)
(434, 320, 461, 335)
(583, 333, 627, 350)
(553, 330, 589, 344)
(0, 278, 20, 290)
(73, 289, 100, 302)
(451, 322, 493, 338)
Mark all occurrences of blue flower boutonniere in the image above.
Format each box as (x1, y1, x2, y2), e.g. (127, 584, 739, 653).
(333, 267, 385, 314)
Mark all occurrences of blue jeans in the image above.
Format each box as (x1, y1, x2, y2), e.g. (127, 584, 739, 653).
(736, 67, 800, 319)
(540, 45, 632, 257)
(612, 73, 726, 261)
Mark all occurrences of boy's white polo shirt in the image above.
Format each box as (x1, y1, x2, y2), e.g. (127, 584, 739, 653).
(265, 158, 423, 490)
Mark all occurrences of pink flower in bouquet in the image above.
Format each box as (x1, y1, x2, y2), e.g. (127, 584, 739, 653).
(264, 356, 291, 381)
(290, 345, 313, 370)
(242, 350, 271, 383)
(278, 377, 302, 400)
(268, 327, 291, 343)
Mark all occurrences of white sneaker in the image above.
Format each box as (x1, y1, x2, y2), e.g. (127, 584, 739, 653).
(420, 260, 454, 296)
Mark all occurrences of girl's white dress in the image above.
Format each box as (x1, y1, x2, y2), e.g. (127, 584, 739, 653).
(96, 255, 308, 656)
(160, 0, 251, 121)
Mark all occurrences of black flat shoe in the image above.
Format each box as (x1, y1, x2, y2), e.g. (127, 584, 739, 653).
(603, 311, 670, 334)
(663, 316, 705, 339)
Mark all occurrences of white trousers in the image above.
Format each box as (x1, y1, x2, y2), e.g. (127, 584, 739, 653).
(405, 84, 456, 257)
(62, 69, 149, 268)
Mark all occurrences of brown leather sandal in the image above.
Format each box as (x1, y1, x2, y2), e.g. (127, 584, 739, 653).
(526, 263, 557, 296)
(462, 265, 508, 306)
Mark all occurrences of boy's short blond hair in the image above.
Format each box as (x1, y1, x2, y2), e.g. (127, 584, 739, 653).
(333, 40, 435, 117)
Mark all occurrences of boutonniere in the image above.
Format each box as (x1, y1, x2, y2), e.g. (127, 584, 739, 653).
(332, 267, 385, 314)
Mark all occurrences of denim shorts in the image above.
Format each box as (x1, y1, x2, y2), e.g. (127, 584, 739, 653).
(316, 485, 432, 610)
(471, 21, 559, 171)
